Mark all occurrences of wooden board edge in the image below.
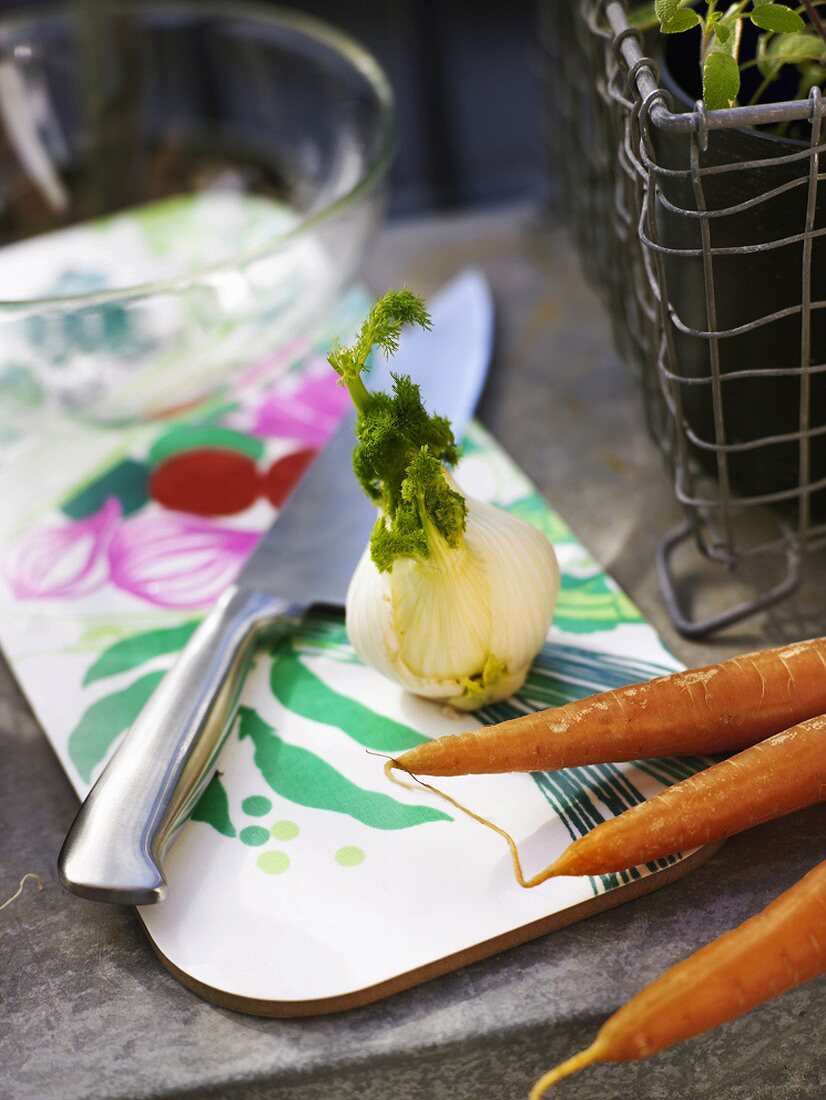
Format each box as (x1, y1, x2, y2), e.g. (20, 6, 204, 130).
(141, 839, 725, 1018)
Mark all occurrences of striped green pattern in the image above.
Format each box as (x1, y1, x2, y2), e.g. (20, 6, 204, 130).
(477, 643, 711, 895)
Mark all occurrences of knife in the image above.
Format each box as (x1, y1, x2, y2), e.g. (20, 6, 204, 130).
(58, 270, 494, 906)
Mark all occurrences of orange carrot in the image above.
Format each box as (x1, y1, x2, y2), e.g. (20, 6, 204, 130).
(530, 859, 826, 1097)
(391, 637, 826, 777)
(520, 715, 826, 886)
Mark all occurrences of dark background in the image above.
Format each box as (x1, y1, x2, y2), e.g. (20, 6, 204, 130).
(0, 0, 548, 217)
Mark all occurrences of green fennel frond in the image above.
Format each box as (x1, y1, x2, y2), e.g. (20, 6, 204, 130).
(328, 289, 432, 401)
(328, 289, 467, 572)
(353, 374, 458, 506)
(370, 448, 467, 573)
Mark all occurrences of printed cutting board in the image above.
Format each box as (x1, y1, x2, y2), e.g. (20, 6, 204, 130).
(0, 285, 717, 1016)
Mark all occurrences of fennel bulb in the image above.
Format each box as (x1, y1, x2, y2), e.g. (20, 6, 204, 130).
(329, 290, 560, 710)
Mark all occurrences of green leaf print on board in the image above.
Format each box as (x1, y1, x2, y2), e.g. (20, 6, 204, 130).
(290, 613, 355, 660)
(270, 641, 429, 752)
(192, 773, 236, 838)
(62, 458, 150, 520)
(503, 494, 642, 633)
(148, 424, 264, 465)
(83, 621, 198, 685)
(68, 671, 165, 782)
(238, 707, 450, 829)
(504, 493, 578, 545)
(554, 573, 643, 634)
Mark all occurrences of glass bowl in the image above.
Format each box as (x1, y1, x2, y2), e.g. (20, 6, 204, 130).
(0, 1, 393, 422)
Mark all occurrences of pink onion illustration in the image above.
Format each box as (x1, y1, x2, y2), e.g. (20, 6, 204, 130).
(3, 497, 121, 600)
(243, 369, 349, 448)
(108, 511, 261, 608)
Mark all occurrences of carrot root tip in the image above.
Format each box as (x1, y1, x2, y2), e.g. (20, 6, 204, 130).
(0, 872, 44, 911)
(382, 761, 569, 891)
(383, 759, 423, 794)
(529, 1041, 606, 1098)
(523, 862, 564, 888)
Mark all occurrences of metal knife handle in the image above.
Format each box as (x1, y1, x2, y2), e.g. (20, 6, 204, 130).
(58, 586, 300, 906)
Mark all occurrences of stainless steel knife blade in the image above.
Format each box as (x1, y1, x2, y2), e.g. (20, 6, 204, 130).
(236, 408, 373, 606)
(58, 270, 494, 906)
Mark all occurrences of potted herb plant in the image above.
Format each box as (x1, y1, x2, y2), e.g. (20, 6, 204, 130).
(545, 1, 826, 538)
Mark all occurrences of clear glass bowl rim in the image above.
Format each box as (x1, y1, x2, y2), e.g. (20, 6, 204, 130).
(0, 0, 395, 311)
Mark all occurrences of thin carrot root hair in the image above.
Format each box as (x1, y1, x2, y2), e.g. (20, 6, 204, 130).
(0, 872, 44, 912)
(529, 1041, 608, 1098)
(384, 760, 562, 889)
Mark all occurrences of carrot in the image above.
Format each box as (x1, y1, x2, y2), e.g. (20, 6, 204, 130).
(521, 715, 826, 886)
(391, 637, 826, 777)
(530, 859, 826, 1097)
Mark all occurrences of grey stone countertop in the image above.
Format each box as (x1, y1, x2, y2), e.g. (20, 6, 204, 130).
(2, 204, 824, 1100)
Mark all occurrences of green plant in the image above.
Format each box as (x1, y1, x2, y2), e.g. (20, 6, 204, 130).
(636, 1, 826, 108)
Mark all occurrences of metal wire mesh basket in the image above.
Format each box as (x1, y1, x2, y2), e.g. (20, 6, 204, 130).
(541, 0, 826, 635)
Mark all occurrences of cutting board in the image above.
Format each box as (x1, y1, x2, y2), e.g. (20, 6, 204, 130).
(0, 291, 718, 1016)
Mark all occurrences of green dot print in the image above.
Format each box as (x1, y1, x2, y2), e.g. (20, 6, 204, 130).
(257, 851, 291, 875)
(240, 825, 269, 847)
(242, 795, 272, 818)
(270, 820, 299, 841)
(335, 846, 365, 867)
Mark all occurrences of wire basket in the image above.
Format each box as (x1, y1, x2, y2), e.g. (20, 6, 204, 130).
(541, 0, 826, 635)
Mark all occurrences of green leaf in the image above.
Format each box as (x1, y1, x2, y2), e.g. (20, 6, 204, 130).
(712, 7, 745, 45)
(654, 0, 680, 25)
(703, 50, 741, 108)
(756, 32, 773, 77)
(83, 621, 198, 685)
(764, 29, 825, 66)
(661, 8, 700, 32)
(799, 61, 826, 94)
(238, 706, 450, 829)
(751, 4, 805, 33)
(68, 671, 165, 783)
(714, 19, 732, 42)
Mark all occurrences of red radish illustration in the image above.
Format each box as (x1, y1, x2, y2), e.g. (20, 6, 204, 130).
(150, 449, 261, 516)
(150, 446, 318, 516)
(262, 449, 316, 508)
